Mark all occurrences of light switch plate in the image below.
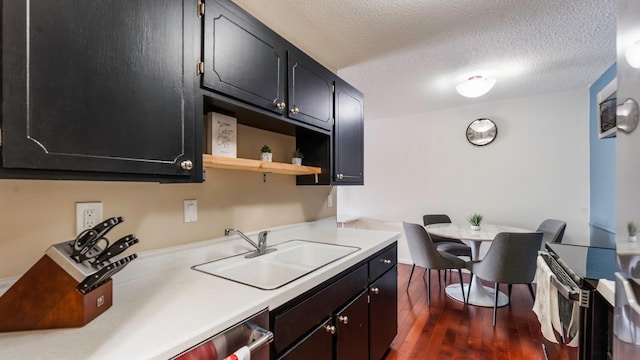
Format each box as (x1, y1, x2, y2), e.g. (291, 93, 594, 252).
(184, 199, 198, 223)
(327, 194, 333, 208)
(76, 202, 103, 234)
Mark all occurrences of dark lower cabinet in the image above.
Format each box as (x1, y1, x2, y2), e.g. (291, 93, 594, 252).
(271, 243, 397, 360)
(1, 0, 201, 182)
(369, 266, 398, 360)
(279, 318, 333, 360)
(335, 291, 369, 359)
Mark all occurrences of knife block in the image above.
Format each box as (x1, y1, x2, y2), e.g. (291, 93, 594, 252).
(0, 251, 113, 332)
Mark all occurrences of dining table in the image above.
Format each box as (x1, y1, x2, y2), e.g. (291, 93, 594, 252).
(425, 223, 532, 307)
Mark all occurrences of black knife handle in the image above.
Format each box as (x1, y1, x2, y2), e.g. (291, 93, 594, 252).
(93, 235, 138, 266)
(77, 253, 137, 294)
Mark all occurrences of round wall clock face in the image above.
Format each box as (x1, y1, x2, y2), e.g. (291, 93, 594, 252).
(466, 118, 498, 146)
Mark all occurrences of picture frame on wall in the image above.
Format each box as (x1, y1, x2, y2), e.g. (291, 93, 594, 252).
(598, 77, 617, 139)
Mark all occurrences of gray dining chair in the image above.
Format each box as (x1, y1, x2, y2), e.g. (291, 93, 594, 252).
(403, 221, 466, 306)
(536, 219, 567, 245)
(465, 232, 543, 326)
(423, 214, 472, 283)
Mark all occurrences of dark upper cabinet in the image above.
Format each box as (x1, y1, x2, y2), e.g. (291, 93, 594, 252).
(287, 49, 334, 131)
(333, 79, 364, 185)
(202, 0, 287, 115)
(1, 0, 201, 182)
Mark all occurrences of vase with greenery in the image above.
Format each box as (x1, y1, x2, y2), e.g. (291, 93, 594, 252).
(628, 221, 638, 242)
(260, 145, 272, 162)
(467, 213, 483, 231)
(292, 148, 303, 166)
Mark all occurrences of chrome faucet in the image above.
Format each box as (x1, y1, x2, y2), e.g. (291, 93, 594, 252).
(224, 228, 275, 258)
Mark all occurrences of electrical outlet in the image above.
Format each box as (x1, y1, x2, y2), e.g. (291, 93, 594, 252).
(184, 199, 198, 223)
(76, 202, 103, 234)
(327, 194, 333, 208)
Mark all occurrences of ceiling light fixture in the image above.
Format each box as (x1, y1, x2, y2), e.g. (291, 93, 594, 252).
(456, 76, 496, 98)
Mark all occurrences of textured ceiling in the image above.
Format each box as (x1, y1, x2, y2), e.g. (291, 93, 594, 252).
(232, 0, 616, 118)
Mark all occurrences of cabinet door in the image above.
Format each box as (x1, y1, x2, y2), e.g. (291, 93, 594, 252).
(278, 318, 333, 360)
(333, 79, 364, 185)
(369, 266, 398, 360)
(203, 0, 287, 115)
(1, 0, 199, 180)
(335, 291, 369, 360)
(288, 49, 334, 131)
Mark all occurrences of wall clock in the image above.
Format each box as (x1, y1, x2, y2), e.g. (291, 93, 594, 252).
(466, 118, 497, 146)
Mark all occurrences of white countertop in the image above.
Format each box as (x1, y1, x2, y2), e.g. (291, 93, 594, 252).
(0, 218, 400, 360)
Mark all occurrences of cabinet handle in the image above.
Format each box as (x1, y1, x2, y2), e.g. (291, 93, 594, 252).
(276, 101, 286, 110)
(337, 173, 344, 180)
(371, 287, 380, 295)
(338, 315, 349, 325)
(325, 325, 336, 334)
(382, 259, 392, 264)
(290, 106, 300, 115)
(180, 160, 193, 170)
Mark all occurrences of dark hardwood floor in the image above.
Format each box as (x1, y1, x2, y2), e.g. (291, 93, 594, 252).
(386, 264, 576, 360)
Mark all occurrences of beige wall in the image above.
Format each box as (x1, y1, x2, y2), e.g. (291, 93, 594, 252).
(0, 125, 336, 278)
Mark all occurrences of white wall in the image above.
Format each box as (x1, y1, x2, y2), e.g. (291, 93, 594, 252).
(338, 89, 590, 262)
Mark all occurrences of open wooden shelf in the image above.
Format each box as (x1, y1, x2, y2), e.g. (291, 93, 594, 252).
(203, 155, 322, 176)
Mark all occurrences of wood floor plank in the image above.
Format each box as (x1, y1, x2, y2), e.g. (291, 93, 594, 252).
(388, 263, 576, 359)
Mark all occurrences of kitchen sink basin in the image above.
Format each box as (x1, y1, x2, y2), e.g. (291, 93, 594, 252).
(192, 240, 360, 290)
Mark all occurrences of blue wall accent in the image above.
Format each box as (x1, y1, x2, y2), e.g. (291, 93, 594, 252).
(589, 63, 616, 247)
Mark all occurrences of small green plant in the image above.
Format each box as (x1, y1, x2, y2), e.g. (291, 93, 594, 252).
(292, 148, 303, 158)
(261, 145, 271, 153)
(628, 221, 638, 236)
(467, 213, 483, 226)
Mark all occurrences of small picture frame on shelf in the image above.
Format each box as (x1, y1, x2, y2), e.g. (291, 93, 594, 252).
(205, 112, 237, 158)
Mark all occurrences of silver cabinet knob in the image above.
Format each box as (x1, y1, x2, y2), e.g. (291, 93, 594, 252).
(276, 101, 286, 110)
(337, 174, 344, 180)
(338, 315, 349, 325)
(325, 325, 336, 334)
(290, 106, 300, 115)
(180, 160, 193, 170)
(371, 287, 380, 295)
(382, 259, 392, 264)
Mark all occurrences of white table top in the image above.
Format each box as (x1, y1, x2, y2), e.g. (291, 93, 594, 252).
(425, 223, 533, 242)
(0, 218, 400, 360)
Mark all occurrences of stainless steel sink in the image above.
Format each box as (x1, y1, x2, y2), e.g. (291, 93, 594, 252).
(192, 240, 360, 290)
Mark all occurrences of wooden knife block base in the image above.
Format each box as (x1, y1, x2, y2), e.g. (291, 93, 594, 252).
(0, 254, 113, 332)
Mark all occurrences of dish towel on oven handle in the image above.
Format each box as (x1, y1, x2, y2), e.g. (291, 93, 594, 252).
(224, 345, 250, 360)
(533, 255, 560, 344)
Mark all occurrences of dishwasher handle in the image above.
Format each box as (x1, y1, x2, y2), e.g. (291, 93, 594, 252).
(247, 325, 274, 353)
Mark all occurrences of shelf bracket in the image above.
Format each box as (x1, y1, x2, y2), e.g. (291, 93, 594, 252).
(315, 173, 318, 184)
(263, 173, 267, 183)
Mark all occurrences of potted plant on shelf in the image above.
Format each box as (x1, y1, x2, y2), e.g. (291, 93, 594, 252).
(260, 145, 272, 162)
(292, 148, 303, 166)
(467, 213, 483, 231)
(628, 221, 638, 242)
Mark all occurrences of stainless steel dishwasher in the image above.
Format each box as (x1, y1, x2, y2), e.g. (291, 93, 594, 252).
(172, 309, 272, 360)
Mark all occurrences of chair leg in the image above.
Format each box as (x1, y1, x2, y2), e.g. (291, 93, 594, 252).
(493, 283, 499, 327)
(467, 274, 474, 301)
(528, 283, 536, 300)
(457, 269, 465, 303)
(438, 270, 442, 287)
(508, 284, 512, 305)
(406, 264, 416, 291)
(427, 268, 431, 306)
